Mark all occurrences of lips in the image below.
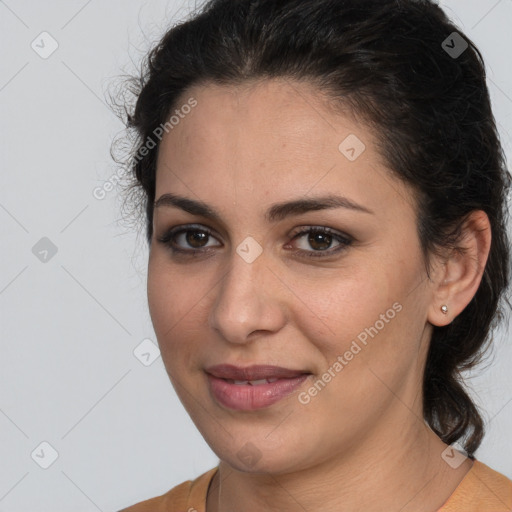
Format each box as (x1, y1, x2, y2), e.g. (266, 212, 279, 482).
(205, 364, 310, 381)
(204, 364, 313, 410)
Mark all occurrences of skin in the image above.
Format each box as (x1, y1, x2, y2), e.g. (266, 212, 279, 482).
(147, 79, 491, 512)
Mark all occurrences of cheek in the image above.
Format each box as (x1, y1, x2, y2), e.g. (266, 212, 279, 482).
(297, 260, 420, 382)
(147, 258, 189, 358)
(147, 252, 196, 330)
(147, 256, 215, 373)
(147, 258, 172, 335)
(297, 264, 394, 344)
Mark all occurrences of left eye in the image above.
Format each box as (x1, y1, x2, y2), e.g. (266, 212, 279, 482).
(287, 227, 353, 258)
(156, 224, 353, 258)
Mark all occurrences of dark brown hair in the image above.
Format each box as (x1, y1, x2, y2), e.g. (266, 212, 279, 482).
(111, 0, 511, 457)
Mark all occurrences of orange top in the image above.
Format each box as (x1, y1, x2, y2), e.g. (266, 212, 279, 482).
(119, 459, 512, 512)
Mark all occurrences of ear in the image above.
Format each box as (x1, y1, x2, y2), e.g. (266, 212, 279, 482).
(427, 210, 492, 327)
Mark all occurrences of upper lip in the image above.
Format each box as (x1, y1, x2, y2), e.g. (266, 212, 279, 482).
(205, 364, 310, 380)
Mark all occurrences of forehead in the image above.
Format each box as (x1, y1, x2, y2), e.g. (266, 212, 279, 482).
(157, 79, 375, 177)
(169, 78, 360, 142)
(153, 79, 416, 222)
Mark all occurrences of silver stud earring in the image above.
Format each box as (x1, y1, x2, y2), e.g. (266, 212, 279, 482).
(441, 305, 448, 314)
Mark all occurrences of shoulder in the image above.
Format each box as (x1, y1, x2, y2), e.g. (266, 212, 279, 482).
(439, 459, 512, 512)
(118, 467, 218, 512)
(118, 480, 193, 512)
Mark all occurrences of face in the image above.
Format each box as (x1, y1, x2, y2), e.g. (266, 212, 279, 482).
(147, 79, 436, 474)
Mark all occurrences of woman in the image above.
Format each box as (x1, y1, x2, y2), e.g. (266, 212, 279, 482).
(116, 0, 512, 510)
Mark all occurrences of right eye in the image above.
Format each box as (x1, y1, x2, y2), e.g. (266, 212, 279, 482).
(156, 224, 222, 255)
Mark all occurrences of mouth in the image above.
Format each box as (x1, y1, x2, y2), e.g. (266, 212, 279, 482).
(223, 377, 280, 385)
(205, 364, 312, 410)
(205, 363, 311, 380)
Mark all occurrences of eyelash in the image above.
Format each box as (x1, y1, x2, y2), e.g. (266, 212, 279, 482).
(155, 224, 353, 259)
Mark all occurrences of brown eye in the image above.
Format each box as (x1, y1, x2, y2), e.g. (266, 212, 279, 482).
(156, 224, 353, 260)
(289, 227, 353, 259)
(307, 231, 333, 250)
(156, 225, 221, 254)
(184, 230, 209, 248)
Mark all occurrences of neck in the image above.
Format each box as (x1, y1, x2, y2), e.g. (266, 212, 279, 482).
(206, 418, 473, 512)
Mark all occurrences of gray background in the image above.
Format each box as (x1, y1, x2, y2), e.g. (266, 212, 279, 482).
(1, 0, 511, 510)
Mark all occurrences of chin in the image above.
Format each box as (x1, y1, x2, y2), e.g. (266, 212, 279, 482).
(207, 434, 312, 475)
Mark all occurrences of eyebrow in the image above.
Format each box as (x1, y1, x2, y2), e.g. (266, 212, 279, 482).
(154, 193, 374, 223)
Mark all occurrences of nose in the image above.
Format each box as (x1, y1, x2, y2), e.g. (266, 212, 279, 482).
(208, 248, 287, 345)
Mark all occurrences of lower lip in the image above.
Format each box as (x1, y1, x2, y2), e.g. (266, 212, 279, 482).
(206, 373, 310, 411)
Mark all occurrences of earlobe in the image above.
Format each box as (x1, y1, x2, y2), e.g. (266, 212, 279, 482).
(427, 210, 492, 327)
